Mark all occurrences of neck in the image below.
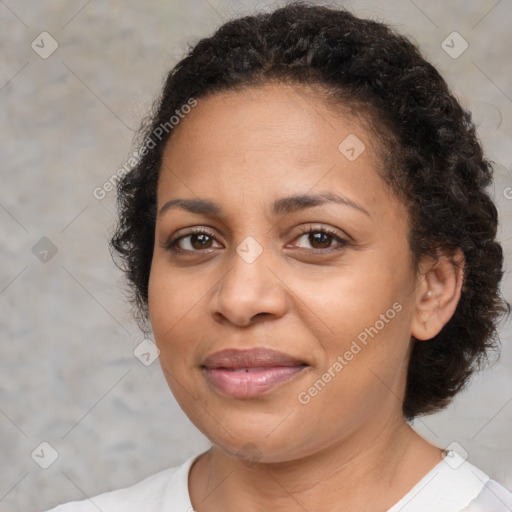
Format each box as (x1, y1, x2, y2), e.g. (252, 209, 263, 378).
(189, 413, 443, 512)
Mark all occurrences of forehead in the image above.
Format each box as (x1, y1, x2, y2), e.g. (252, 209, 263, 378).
(157, 82, 400, 222)
(163, 82, 377, 162)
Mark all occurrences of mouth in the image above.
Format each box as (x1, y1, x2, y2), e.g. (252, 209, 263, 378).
(201, 348, 309, 398)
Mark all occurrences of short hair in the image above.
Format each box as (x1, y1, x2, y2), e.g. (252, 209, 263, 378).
(109, 1, 510, 419)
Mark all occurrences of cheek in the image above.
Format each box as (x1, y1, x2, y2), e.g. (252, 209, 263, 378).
(148, 259, 201, 328)
(148, 261, 199, 360)
(292, 258, 403, 340)
(294, 315, 411, 438)
(292, 256, 412, 393)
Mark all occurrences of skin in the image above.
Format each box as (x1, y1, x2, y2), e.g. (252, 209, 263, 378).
(147, 83, 465, 512)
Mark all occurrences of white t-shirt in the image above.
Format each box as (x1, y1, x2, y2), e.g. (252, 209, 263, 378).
(45, 450, 512, 512)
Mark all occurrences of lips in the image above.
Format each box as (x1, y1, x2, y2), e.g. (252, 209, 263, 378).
(201, 348, 309, 398)
(202, 348, 307, 369)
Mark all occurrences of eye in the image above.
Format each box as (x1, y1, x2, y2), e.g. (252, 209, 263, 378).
(166, 227, 221, 253)
(290, 225, 351, 253)
(165, 225, 351, 255)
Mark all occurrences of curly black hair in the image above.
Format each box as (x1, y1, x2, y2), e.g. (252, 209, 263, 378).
(109, 1, 510, 419)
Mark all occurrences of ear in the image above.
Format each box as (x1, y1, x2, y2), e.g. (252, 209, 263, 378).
(411, 248, 465, 341)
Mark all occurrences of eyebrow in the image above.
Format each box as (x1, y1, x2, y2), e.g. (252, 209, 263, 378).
(158, 191, 371, 218)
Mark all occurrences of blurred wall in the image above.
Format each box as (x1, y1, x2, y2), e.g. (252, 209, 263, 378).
(1, 1, 511, 510)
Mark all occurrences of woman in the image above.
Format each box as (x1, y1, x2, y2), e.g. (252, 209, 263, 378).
(47, 2, 512, 511)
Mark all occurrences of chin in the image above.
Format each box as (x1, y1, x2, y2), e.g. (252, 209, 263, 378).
(198, 415, 323, 465)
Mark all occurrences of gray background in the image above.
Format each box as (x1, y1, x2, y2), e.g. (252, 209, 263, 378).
(0, 1, 511, 510)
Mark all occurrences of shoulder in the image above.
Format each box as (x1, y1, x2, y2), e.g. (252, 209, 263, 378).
(464, 478, 512, 511)
(388, 450, 509, 512)
(44, 454, 199, 512)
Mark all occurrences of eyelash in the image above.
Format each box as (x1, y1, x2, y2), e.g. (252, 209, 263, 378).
(165, 225, 351, 255)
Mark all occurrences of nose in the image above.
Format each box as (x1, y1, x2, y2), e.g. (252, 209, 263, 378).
(210, 245, 289, 327)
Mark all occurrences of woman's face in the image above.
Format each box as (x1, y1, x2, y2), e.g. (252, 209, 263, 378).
(148, 83, 422, 463)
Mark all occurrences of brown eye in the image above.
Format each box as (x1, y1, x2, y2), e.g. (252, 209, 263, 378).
(305, 231, 333, 249)
(187, 233, 214, 250)
(167, 228, 221, 253)
(293, 226, 349, 252)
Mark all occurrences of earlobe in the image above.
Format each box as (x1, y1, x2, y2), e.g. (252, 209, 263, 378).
(411, 248, 465, 341)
